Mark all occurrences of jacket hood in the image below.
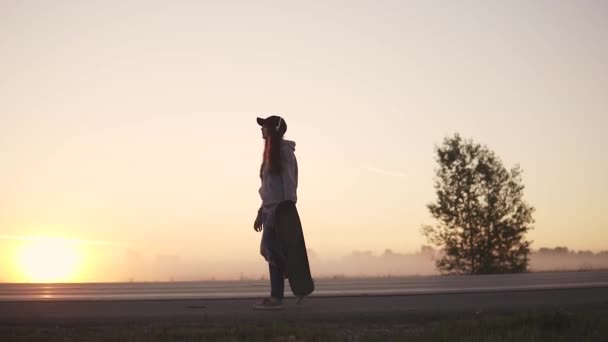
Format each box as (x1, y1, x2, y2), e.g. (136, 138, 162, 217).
(282, 140, 296, 152)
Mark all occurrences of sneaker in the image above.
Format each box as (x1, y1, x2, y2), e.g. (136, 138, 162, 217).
(253, 297, 284, 310)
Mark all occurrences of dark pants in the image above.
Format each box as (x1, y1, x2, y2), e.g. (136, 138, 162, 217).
(261, 202, 294, 300)
(269, 263, 285, 299)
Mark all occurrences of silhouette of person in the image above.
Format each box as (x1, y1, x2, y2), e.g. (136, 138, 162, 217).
(253, 115, 299, 310)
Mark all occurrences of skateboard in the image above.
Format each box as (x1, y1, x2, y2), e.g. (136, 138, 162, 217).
(274, 201, 314, 300)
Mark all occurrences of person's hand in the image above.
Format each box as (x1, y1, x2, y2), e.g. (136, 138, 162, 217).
(254, 211, 263, 232)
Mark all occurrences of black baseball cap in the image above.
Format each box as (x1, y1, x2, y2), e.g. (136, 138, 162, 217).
(257, 115, 287, 135)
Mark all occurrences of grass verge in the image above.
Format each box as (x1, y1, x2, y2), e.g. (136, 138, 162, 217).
(1, 307, 607, 341)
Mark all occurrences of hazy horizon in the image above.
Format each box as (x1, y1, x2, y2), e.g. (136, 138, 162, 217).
(1, 243, 607, 283)
(1, 1, 607, 282)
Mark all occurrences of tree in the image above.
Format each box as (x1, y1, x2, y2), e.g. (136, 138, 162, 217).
(422, 134, 535, 274)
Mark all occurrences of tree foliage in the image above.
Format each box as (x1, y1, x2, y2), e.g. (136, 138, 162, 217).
(422, 134, 535, 274)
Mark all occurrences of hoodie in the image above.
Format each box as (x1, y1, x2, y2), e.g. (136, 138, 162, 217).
(258, 139, 298, 228)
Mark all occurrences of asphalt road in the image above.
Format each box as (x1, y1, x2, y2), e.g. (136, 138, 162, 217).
(1, 271, 607, 323)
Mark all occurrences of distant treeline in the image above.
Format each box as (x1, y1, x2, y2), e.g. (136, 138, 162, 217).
(529, 247, 608, 272)
(309, 246, 608, 278)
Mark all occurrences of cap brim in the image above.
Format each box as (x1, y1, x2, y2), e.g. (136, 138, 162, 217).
(256, 117, 265, 126)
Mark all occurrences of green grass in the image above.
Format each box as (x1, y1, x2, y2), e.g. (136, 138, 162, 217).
(412, 309, 607, 342)
(2, 308, 607, 341)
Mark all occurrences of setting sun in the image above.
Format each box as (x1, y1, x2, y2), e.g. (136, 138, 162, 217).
(14, 237, 83, 283)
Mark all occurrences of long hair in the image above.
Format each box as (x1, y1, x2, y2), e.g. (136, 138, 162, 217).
(260, 133, 283, 177)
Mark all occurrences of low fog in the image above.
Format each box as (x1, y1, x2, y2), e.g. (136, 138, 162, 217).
(113, 246, 608, 282)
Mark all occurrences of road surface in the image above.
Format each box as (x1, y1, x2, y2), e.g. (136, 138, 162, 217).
(1, 271, 607, 322)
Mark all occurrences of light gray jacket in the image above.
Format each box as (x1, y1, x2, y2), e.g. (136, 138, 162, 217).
(258, 140, 298, 228)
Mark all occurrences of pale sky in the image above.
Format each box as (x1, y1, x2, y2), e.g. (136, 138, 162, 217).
(1, 0, 607, 282)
